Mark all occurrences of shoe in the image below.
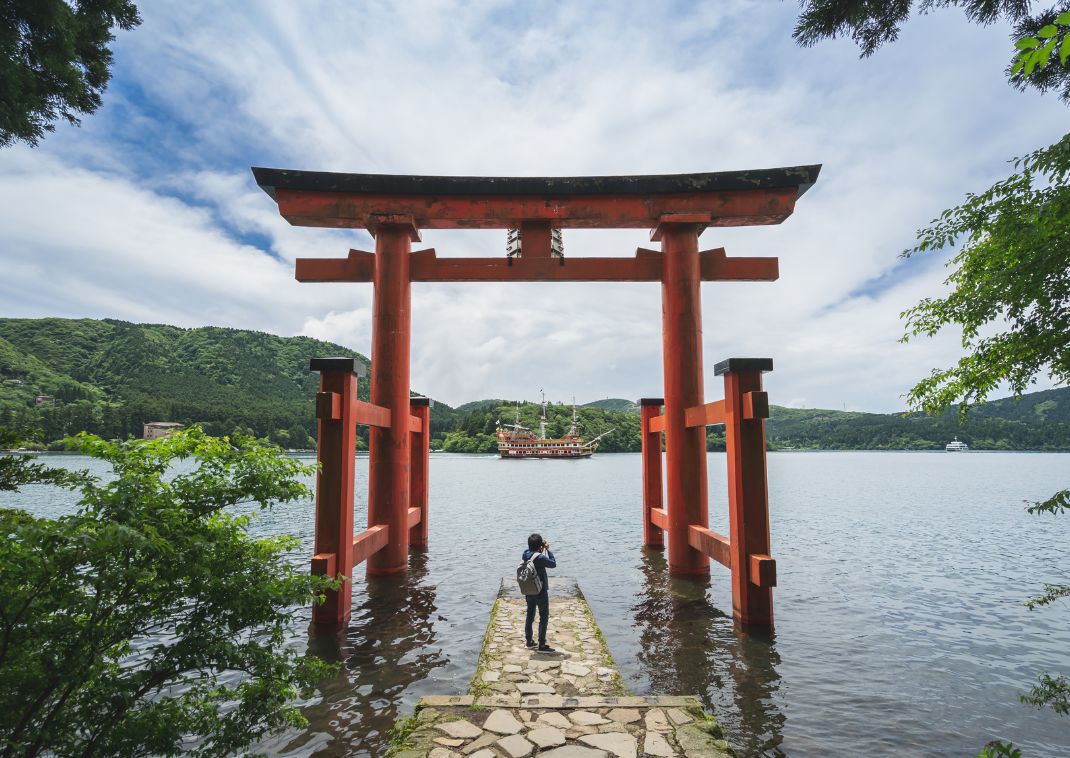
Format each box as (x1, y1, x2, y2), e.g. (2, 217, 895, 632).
(537, 644, 555, 653)
(526, 640, 537, 648)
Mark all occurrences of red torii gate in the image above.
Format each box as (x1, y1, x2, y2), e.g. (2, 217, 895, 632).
(252, 165, 820, 631)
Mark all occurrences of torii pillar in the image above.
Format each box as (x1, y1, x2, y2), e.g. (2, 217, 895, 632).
(367, 219, 418, 575)
(658, 219, 710, 575)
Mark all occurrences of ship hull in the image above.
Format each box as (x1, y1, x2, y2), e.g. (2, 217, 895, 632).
(499, 449, 593, 459)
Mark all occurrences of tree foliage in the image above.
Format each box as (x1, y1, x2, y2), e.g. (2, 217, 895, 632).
(1009, 7, 1070, 100)
(900, 135, 1070, 414)
(794, 1, 1070, 102)
(0, 0, 141, 147)
(795, 3, 1069, 748)
(0, 427, 336, 757)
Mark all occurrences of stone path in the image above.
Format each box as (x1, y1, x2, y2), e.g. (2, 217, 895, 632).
(388, 579, 734, 757)
(474, 578, 623, 698)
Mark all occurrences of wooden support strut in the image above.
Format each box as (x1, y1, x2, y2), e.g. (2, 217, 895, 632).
(649, 507, 670, 531)
(295, 247, 778, 284)
(687, 525, 732, 569)
(352, 524, 389, 566)
(685, 400, 725, 428)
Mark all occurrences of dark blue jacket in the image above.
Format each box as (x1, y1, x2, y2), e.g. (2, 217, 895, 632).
(522, 549, 556, 590)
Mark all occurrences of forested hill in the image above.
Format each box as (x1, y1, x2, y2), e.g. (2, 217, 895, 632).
(443, 389, 1070, 453)
(2, 317, 1068, 451)
(0, 318, 424, 448)
(765, 389, 1070, 450)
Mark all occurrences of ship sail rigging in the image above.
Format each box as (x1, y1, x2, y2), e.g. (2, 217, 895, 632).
(496, 393, 613, 459)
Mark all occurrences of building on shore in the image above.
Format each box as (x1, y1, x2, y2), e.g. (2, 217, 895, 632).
(34, 395, 55, 406)
(143, 422, 183, 440)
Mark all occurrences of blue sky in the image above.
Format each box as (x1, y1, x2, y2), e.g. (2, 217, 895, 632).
(0, 1, 1065, 411)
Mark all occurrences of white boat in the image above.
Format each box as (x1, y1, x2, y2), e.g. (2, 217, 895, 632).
(945, 437, 969, 452)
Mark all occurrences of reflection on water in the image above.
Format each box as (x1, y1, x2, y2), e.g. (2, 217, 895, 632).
(272, 553, 444, 757)
(633, 548, 786, 756)
(633, 547, 727, 694)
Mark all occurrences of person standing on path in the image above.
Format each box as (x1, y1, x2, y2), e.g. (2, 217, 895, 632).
(523, 533, 556, 652)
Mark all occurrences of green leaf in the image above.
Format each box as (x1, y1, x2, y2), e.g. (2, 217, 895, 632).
(1015, 36, 1041, 50)
(1037, 25, 1059, 39)
(1038, 39, 1058, 69)
(1011, 57, 1026, 75)
(1061, 35, 1070, 66)
(1025, 52, 1040, 76)
(1057, 11, 1070, 25)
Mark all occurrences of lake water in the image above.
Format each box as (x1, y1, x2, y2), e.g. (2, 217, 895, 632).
(6, 452, 1070, 757)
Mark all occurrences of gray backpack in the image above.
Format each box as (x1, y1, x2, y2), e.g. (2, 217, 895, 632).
(516, 553, 543, 595)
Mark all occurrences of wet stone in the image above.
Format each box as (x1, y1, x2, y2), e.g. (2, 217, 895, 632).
(579, 732, 639, 758)
(539, 746, 609, 757)
(643, 731, 675, 757)
(462, 732, 499, 755)
(496, 733, 535, 757)
(517, 682, 555, 694)
(527, 726, 567, 748)
(436, 720, 483, 740)
(569, 710, 610, 726)
(606, 708, 641, 725)
(644, 708, 670, 732)
(536, 711, 572, 729)
(483, 709, 523, 735)
(666, 707, 693, 725)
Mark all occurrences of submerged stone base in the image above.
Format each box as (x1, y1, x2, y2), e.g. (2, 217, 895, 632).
(389, 579, 734, 757)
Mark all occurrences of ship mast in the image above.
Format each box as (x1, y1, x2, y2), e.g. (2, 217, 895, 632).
(539, 389, 547, 440)
(568, 395, 579, 436)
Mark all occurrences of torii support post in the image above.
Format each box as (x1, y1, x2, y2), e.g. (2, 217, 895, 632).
(409, 397, 431, 549)
(659, 220, 710, 576)
(639, 398, 665, 548)
(309, 357, 362, 627)
(718, 358, 775, 627)
(368, 220, 418, 575)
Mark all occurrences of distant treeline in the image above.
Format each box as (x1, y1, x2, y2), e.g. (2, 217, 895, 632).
(1, 317, 1068, 451)
(434, 396, 1070, 453)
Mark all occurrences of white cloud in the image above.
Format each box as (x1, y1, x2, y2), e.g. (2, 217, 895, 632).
(1, 1, 1065, 410)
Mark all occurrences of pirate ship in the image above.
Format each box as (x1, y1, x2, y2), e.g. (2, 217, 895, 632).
(496, 392, 613, 459)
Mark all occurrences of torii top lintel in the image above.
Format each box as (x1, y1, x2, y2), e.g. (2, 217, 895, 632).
(251, 165, 821, 230)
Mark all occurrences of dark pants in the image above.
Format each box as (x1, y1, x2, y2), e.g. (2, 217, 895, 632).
(525, 591, 549, 645)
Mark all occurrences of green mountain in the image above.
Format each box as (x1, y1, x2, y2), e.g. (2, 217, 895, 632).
(0, 317, 453, 448)
(765, 398, 1070, 451)
(454, 399, 510, 413)
(581, 398, 639, 413)
(1, 317, 1067, 452)
(445, 390, 1070, 452)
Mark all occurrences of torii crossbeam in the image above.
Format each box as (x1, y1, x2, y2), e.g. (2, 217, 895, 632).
(253, 164, 820, 630)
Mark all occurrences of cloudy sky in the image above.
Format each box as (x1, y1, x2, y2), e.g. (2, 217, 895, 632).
(1, 1, 1065, 411)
